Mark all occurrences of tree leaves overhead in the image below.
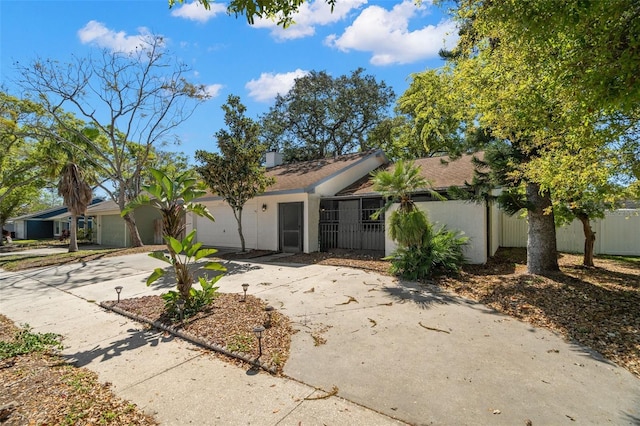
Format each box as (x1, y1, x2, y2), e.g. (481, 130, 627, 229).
(169, 0, 337, 28)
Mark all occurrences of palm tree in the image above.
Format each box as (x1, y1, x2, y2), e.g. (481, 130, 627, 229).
(371, 160, 438, 247)
(57, 163, 93, 252)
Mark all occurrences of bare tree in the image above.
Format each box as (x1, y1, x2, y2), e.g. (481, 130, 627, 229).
(15, 36, 210, 246)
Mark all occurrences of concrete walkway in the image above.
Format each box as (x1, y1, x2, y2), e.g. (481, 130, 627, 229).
(1, 251, 639, 425)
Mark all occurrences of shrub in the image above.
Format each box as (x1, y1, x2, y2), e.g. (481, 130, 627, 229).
(387, 225, 468, 280)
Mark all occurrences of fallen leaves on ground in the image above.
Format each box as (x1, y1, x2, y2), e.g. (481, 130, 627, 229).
(0, 315, 157, 425)
(280, 248, 640, 379)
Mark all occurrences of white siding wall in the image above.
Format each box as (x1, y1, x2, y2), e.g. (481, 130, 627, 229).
(193, 200, 258, 250)
(490, 200, 501, 256)
(385, 201, 488, 264)
(14, 221, 25, 239)
(192, 194, 317, 253)
(501, 209, 640, 256)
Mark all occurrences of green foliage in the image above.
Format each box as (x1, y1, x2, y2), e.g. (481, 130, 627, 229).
(0, 91, 50, 224)
(260, 68, 394, 161)
(124, 168, 213, 240)
(365, 116, 428, 161)
(388, 209, 429, 248)
(226, 333, 254, 353)
(171, 0, 337, 28)
(161, 276, 221, 320)
(387, 225, 468, 280)
(125, 167, 225, 306)
(371, 158, 467, 279)
(0, 325, 63, 359)
(147, 230, 226, 303)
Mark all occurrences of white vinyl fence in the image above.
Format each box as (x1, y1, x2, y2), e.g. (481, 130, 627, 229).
(501, 209, 640, 256)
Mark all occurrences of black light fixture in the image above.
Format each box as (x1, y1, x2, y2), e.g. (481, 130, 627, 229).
(176, 299, 185, 322)
(264, 305, 274, 328)
(114, 286, 123, 303)
(262, 203, 267, 212)
(241, 283, 249, 302)
(253, 325, 265, 357)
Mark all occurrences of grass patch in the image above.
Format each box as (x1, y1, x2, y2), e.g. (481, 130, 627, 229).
(0, 247, 161, 271)
(596, 254, 640, 265)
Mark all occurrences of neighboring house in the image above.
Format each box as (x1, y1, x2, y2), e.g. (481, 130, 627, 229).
(9, 198, 104, 240)
(189, 150, 499, 264)
(87, 200, 162, 248)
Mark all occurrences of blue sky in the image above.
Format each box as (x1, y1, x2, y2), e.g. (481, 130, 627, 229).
(1, 0, 457, 162)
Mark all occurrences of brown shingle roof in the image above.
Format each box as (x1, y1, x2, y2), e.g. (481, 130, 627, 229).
(200, 150, 385, 198)
(266, 150, 382, 193)
(336, 152, 483, 196)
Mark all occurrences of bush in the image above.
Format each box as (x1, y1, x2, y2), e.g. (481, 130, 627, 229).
(387, 225, 468, 280)
(161, 276, 221, 320)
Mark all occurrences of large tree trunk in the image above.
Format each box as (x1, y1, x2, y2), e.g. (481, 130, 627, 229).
(526, 182, 559, 274)
(233, 207, 246, 252)
(577, 213, 596, 267)
(122, 211, 144, 247)
(69, 214, 78, 252)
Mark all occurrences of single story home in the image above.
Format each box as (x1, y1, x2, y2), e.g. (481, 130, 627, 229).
(188, 150, 499, 264)
(188, 150, 389, 254)
(9, 198, 104, 240)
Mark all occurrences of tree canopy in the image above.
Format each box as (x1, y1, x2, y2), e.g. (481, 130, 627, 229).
(260, 68, 394, 162)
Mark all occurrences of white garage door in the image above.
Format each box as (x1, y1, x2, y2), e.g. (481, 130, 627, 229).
(194, 200, 258, 249)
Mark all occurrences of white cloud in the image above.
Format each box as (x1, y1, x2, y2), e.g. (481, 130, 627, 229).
(77, 20, 161, 54)
(245, 69, 309, 102)
(253, 0, 367, 41)
(204, 84, 223, 98)
(170, 2, 227, 23)
(325, 0, 458, 65)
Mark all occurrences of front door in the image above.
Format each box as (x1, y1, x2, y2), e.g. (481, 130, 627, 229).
(279, 202, 303, 253)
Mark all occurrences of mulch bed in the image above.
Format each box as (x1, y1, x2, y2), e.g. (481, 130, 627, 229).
(108, 293, 293, 374)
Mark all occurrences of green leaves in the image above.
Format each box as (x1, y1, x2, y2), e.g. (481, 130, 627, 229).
(0, 325, 63, 359)
(146, 268, 166, 287)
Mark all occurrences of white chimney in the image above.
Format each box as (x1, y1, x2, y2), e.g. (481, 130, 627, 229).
(265, 151, 283, 168)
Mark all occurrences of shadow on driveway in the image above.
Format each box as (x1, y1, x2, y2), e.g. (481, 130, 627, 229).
(64, 328, 174, 368)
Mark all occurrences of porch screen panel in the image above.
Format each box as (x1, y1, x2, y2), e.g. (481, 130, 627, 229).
(338, 200, 360, 249)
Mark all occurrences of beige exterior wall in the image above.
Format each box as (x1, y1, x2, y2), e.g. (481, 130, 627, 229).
(193, 199, 259, 250)
(385, 201, 488, 264)
(192, 194, 318, 253)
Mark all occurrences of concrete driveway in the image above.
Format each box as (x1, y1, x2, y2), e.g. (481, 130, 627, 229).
(1, 250, 639, 425)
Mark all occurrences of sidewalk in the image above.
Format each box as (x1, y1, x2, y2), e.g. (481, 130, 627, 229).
(1, 252, 639, 425)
